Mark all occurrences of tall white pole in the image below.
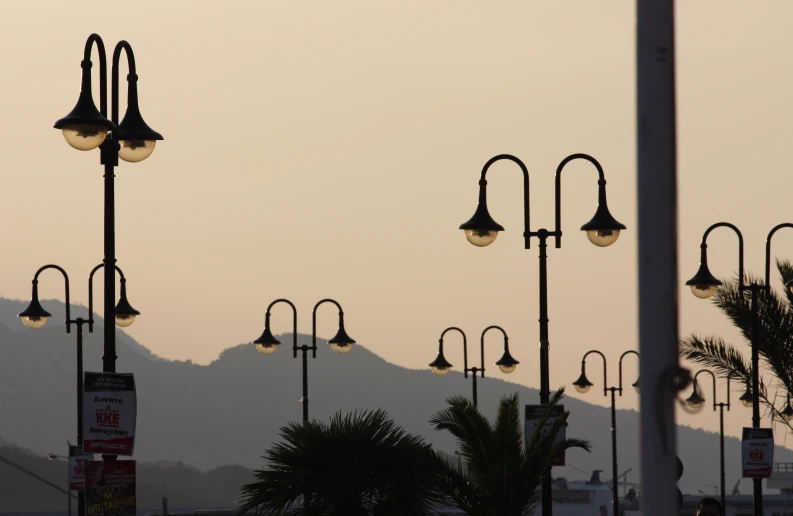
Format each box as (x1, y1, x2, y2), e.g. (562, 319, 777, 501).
(637, 1, 681, 515)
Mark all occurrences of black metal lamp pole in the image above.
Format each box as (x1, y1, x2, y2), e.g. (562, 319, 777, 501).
(459, 153, 626, 516)
(686, 221, 793, 516)
(54, 33, 163, 375)
(18, 264, 139, 516)
(684, 370, 731, 510)
(253, 298, 356, 423)
(429, 326, 519, 407)
(572, 349, 639, 516)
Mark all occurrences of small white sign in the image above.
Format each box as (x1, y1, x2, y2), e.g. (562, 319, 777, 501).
(68, 454, 92, 491)
(742, 427, 774, 478)
(525, 404, 566, 466)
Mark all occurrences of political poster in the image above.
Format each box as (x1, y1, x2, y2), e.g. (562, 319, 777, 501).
(742, 427, 774, 478)
(68, 444, 92, 491)
(83, 373, 137, 455)
(525, 404, 566, 466)
(85, 460, 136, 516)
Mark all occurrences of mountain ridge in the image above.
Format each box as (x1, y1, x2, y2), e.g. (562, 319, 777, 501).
(0, 297, 789, 500)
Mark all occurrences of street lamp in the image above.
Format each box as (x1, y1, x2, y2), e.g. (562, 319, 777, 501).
(781, 394, 793, 421)
(54, 33, 162, 374)
(572, 349, 639, 516)
(253, 298, 355, 422)
(459, 153, 625, 515)
(428, 326, 519, 407)
(685, 222, 793, 516)
(18, 263, 138, 516)
(685, 370, 731, 510)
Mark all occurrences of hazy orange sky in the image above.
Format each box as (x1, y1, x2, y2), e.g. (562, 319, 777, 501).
(2, 0, 793, 445)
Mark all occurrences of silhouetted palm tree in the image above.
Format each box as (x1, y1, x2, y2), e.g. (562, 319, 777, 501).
(430, 388, 590, 516)
(238, 409, 445, 516)
(680, 260, 793, 428)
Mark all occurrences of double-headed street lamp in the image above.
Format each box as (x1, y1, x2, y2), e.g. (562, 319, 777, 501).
(572, 349, 639, 516)
(686, 222, 793, 516)
(428, 326, 519, 408)
(684, 369, 731, 510)
(253, 299, 355, 423)
(54, 33, 162, 373)
(459, 153, 625, 515)
(18, 263, 139, 516)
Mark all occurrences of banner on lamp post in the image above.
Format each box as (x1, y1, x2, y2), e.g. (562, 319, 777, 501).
(742, 427, 774, 478)
(68, 444, 92, 491)
(525, 404, 566, 466)
(83, 372, 137, 455)
(85, 460, 136, 516)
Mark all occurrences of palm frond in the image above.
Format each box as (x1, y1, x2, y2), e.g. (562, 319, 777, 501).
(679, 335, 750, 383)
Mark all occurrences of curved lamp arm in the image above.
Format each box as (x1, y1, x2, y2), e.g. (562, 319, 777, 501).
(582, 349, 608, 396)
(554, 153, 606, 249)
(618, 350, 640, 395)
(479, 325, 508, 378)
(479, 154, 532, 248)
(765, 223, 793, 288)
(701, 222, 746, 289)
(111, 41, 137, 126)
(312, 298, 344, 359)
(693, 369, 718, 411)
(440, 327, 468, 378)
(83, 34, 108, 117)
(88, 263, 126, 333)
(32, 265, 72, 333)
(266, 299, 298, 358)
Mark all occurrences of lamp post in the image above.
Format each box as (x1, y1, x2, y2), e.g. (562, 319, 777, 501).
(18, 263, 139, 516)
(47, 451, 70, 516)
(54, 33, 162, 374)
(686, 222, 793, 516)
(253, 298, 355, 423)
(572, 349, 639, 516)
(428, 326, 519, 407)
(459, 153, 626, 516)
(684, 369, 731, 510)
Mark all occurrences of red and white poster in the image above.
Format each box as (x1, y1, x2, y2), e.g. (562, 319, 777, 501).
(525, 404, 566, 466)
(83, 373, 137, 455)
(742, 427, 774, 478)
(85, 460, 136, 516)
(68, 445, 92, 491)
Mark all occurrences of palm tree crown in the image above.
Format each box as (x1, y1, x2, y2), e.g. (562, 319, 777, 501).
(430, 387, 591, 516)
(680, 260, 793, 428)
(238, 409, 445, 516)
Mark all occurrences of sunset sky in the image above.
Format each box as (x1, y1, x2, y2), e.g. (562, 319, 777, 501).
(2, 0, 793, 445)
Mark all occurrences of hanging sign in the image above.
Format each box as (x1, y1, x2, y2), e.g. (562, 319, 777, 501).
(83, 372, 137, 455)
(68, 445, 92, 491)
(742, 427, 774, 478)
(525, 404, 566, 466)
(84, 460, 136, 516)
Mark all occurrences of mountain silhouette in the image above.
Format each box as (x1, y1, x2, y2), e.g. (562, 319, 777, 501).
(1, 297, 791, 509)
(0, 440, 252, 511)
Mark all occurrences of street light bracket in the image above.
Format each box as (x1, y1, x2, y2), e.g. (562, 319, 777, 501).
(88, 263, 128, 333)
(618, 350, 640, 396)
(440, 327, 468, 378)
(700, 222, 746, 289)
(582, 349, 608, 396)
(765, 223, 793, 288)
(312, 299, 346, 359)
(554, 153, 615, 249)
(31, 264, 72, 333)
(476, 154, 531, 248)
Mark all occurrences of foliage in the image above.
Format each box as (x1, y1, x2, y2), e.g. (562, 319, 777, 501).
(430, 388, 591, 516)
(680, 260, 793, 428)
(238, 410, 445, 516)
